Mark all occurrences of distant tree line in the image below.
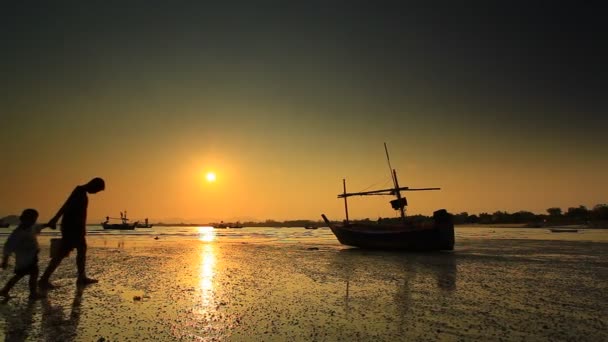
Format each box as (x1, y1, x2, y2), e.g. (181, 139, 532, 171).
(3, 204, 607, 228)
(341, 204, 608, 227)
(242, 219, 323, 228)
(449, 204, 608, 226)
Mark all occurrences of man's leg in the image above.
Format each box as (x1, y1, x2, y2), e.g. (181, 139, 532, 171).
(76, 238, 97, 285)
(76, 239, 86, 278)
(39, 243, 71, 288)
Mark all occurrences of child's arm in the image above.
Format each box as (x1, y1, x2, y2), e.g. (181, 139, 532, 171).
(34, 223, 46, 234)
(1, 232, 16, 269)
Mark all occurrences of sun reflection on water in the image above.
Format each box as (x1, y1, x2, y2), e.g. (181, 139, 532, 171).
(198, 226, 216, 242)
(198, 227, 216, 308)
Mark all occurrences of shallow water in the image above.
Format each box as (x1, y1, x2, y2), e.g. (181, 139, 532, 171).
(0, 226, 606, 341)
(2, 224, 605, 244)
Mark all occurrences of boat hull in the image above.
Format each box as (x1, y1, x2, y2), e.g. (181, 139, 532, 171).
(324, 209, 454, 251)
(102, 223, 137, 230)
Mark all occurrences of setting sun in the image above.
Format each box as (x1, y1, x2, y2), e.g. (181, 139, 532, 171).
(205, 172, 216, 182)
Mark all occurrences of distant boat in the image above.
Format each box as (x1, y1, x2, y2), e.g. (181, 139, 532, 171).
(549, 228, 579, 233)
(135, 218, 153, 228)
(214, 221, 243, 229)
(304, 226, 318, 230)
(102, 212, 138, 230)
(321, 143, 454, 251)
(0, 221, 9, 228)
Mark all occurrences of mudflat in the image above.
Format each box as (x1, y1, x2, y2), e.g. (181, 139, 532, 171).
(0, 229, 606, 341)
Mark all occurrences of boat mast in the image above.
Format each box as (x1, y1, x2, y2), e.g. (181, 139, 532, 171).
(385, 143, 406, 221)
(384, 142, 397, 188)
(393, 169, 406, 220)
(334, 144, 440, 225)
(343, 178, 350, 224)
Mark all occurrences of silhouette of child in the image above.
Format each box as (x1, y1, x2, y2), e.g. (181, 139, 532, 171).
(0, 209, 48, 299)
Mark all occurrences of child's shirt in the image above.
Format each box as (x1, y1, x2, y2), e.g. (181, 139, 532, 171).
(3, 224, 44, 270)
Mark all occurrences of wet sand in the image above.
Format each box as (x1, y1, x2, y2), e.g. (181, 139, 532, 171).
(0, 230, 606, 341)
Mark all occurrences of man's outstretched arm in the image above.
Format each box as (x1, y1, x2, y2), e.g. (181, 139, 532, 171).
(48, 189, 74, 229)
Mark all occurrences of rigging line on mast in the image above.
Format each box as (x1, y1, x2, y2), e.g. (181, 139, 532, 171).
(384, 142, 398, 189)
(358, 177, 393, 193)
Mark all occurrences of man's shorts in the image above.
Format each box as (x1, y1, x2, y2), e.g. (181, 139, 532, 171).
(55, 235, 87, 258)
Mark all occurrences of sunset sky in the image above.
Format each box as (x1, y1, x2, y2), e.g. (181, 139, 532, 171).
(1, 3, 606, 223)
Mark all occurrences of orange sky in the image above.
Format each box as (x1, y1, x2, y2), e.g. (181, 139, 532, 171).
(1, 3, 606, 223)
(1, 133, 606, 223)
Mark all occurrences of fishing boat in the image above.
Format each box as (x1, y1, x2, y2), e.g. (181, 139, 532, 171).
(102, 221, 137, 230)
(102, 212, 138, 230)
(321, 143, 454, 251)
(549, 228, 579, 233)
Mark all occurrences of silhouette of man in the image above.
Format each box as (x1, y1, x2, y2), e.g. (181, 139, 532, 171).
(39, 177, 105, 289)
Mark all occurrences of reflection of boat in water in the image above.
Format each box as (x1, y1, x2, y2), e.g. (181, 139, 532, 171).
(102, 212, 138, 230)
(333, 248, 458, 291)
(328, 248, 457, 325)
(135, 218, 153, 228)
(322, 143, 454, 251)
(315, 248, 457, 339)
(549, 228, 579, 233)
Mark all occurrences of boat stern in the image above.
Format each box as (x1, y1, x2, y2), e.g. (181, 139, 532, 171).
(433, 209, 455, 250)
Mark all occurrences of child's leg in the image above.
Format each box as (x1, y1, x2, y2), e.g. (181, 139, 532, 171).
(0, 274, 25, 296)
